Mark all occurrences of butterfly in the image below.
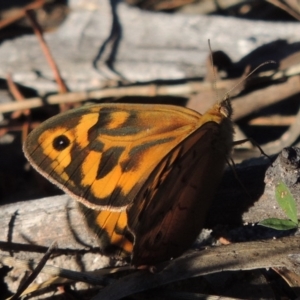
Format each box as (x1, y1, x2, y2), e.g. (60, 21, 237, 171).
(23, 98, 233, 266)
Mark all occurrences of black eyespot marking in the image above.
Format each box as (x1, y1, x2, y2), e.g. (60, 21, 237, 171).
(53, 135, 70, 151)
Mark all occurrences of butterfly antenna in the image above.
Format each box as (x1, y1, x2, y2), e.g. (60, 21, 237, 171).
(223, 60, 276, 102)
(208, 39, 220, 103)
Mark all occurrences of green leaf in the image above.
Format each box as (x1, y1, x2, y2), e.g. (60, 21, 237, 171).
(275, 181, 298, 224)
(259, 218, 298, 230)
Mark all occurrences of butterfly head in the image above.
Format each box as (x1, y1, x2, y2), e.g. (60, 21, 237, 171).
(219, 94, 233, 119)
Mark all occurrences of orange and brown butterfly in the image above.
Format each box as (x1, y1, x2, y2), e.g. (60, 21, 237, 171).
(23, 96, 233, 266)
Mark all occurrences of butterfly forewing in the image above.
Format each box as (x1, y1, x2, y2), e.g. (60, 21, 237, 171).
(24, 104, 203, 211)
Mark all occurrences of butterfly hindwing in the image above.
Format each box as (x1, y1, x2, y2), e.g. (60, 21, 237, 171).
(127, 121, 233, 266)
(78, 204, 133, 258)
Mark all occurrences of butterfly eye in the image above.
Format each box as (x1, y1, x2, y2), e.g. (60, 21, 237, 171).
(52, 135, 70, 151)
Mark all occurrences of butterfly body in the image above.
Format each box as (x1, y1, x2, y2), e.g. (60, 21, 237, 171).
(24, 100, 233, 266)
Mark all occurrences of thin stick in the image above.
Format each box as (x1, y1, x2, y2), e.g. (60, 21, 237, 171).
(207, 40, 276, 103)
(25, 10, 68, 94)
(0, 0, 46, 30)
(208, 39, 220, 102)
(6, 73, 30, 118)
(11, 242, 57, 300)
(1, 255, 126, 286)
